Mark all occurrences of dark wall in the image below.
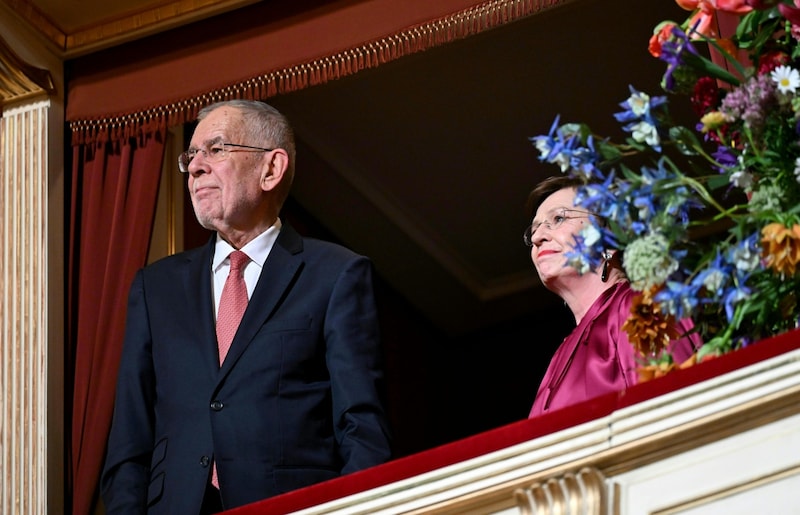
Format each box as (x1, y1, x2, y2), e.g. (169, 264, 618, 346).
(285, 196, 574, 457)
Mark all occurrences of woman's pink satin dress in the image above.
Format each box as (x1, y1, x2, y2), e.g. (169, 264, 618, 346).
(529, 282, 701, 417)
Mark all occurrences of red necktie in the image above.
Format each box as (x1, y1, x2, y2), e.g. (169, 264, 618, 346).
(216, 250, 250, 365)
(212, 250, 249, 489)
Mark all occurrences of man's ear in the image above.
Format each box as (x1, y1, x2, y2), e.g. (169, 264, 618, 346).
(260, 149, 289, 192)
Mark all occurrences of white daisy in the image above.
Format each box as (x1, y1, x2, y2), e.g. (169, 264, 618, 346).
(770, 65, 800, 94)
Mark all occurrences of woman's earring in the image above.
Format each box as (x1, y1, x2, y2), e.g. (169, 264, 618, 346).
(601, 252, 610, 282)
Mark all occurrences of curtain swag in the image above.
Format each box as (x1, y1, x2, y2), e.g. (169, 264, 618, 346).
(68, 0, 567, 145)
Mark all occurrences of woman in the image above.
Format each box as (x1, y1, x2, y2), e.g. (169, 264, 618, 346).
(525, 176, 700, 417)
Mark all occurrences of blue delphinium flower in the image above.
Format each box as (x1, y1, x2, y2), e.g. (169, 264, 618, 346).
(564, 227, 601, 275)
(530, 116, 560, 162)
(569, 135, 602, 180)
(694, 251, 732, 300)
(685, 237, 755, 325)
(542, 132, 576, 172)
(595, 160, 699, 242)
(722, 236, 758, 324)
(723, 283, 752, 325)
(574, 172, 628, 248)
(531, 116, 576, 172)
(614, 86, 668, 151)
(730, 233, 761, 273)
(646, 163, 701, 227)
(531, 117, 602, 180)
(655, 279, 701, 320)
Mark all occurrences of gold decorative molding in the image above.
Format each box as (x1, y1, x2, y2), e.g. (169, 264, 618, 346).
(1, 0, 64, 49)
(0, 0, 259, 57)
(514, 467, 607, 515)
(0, 33, 55, 106)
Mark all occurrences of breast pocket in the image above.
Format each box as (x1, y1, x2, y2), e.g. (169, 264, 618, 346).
(264, 316, 313, 334)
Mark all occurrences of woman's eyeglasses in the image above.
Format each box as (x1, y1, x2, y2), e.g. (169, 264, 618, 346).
(523, 208, 592, 246)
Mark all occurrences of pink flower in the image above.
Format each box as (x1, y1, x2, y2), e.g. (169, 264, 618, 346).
(676, 0, 753, 38)
(779, 1, 800, 26)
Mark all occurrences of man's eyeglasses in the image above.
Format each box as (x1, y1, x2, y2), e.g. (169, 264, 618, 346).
(178, 140, 273, 173)
(523, 208, 592, 246)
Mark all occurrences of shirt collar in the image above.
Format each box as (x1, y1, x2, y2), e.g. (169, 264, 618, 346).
(212, 218, 282, 272)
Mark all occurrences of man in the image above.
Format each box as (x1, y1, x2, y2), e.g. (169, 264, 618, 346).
(101, 100, 392, 514)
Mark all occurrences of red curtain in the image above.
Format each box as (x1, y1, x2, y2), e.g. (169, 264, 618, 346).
(68, 128, 166, 515)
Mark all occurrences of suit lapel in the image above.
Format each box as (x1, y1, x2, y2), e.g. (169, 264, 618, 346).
(218, 224, 304, 377)
(181, 237, 220, 376)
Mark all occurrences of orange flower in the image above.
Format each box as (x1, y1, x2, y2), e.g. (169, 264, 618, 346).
(649, 22, 678, 58)
(715, 37, 738, 57)
(622, 288, 681, 357)
(761, 223, 800, 276)
(637, 361, 676, 382)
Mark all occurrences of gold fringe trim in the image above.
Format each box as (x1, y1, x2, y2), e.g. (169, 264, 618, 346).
(69, 0, 569, 145)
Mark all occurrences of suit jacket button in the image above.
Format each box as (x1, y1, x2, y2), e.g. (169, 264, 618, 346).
(200, 456, 210, 467)
(210, 400, 224, 411)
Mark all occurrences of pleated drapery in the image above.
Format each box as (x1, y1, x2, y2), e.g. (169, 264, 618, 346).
(68, 131, 166, 515)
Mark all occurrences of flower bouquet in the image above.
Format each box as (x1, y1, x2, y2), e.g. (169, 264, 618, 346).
(531, 0, 800, 367)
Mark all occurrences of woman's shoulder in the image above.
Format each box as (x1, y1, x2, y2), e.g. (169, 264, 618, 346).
(595, 281, 634, 318)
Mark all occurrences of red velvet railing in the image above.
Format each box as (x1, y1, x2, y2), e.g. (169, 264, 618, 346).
(226, 328, 800, 514)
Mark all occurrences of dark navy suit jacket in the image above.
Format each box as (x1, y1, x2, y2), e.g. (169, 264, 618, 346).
(101, 223, 392, 514)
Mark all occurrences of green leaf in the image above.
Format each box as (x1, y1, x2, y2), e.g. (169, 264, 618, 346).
(668, 125, 703, 155)
(707, 174, 730, 191)
(680, 48, 740, 87)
